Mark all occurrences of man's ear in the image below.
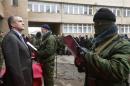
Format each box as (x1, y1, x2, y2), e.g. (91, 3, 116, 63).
(11, 22, 16, 28)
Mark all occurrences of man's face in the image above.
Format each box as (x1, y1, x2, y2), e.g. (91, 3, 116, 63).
(41, 28, 48, 33)
(11, 16, 25, 32)
(94, 21, 112, 35)
(0, 32, 4, 37)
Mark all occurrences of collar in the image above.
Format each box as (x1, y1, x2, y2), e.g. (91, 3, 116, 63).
(12, 29, 22, 37)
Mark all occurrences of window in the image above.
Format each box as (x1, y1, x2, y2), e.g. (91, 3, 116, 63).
(33, 4, 39, 12)
(125, 25, 129, 33)
(28, 1, 60, 14)
(117, 9, 121, 16)
(68, 5, 73, 14)
(63, 24, 68, 33)
(123, 8, 130, 17)
(73, 25, 77, 33)
(118, 25, 130, 34)
(45, 4, 51, 13)
(68, 25, 73, 33)
(111, 8, 116, 15)
(39, 4, 44, 12)
(83, 25, 87, 33)
(28, 3, 32, 11)
(88, 6, 93, 15)
(123, 9, 126, 17)
(120, 26, 125, 33)
(111, 8, 121, 16)
(62, 24, 94, 33)
(51, 4, 56, 13)
(78, 24, 82, 33)
(63, 5, 68, 14)
(62, 4, 94, 15)
(11, 0, 18, 6)
(79, 6, 84, 14)
(117, 25, 120, 33)
(118, 25, 124, 34)
(129, 26, 130, 33)
(56, 4, 60, 13)
(84, 6, 87, 14)
(73, 5, 78, 14)
(127, 9, 130, 16)
(88, 25, 92, 33)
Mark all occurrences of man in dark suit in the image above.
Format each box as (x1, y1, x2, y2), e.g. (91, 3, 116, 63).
(1, 16, 33, 86)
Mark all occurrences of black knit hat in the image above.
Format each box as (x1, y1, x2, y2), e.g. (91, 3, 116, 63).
(93, 8, 116, 22)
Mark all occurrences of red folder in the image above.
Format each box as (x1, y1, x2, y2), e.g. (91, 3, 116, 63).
(0, 62, 6, 78)
(63, 35, 85, 66)
(63, 35, 80, 57)
(32, 63, 43, 78)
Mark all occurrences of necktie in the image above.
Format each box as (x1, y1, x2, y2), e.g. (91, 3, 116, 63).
(20, 36, 28, 48)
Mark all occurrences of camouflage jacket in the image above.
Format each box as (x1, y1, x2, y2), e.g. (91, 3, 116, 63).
(84, 34, 130, 86)
(0, 36, 4, 74)
(37, 33, 57, 63)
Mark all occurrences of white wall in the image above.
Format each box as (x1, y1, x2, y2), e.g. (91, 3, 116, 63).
(28, 27, 41, 34)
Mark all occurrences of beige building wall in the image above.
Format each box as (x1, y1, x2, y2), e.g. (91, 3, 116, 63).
(29, 12, 61, 23)
(0, 0, 130, 36)
(29, 12, 93, 24)
(0, 0, 4, 31)
(38, 0, 130, 7)
(29, 0, 130, 37)
(0, 1, 4, 18)
(29, 0, 130, 24)
(1, 0, 28, 34)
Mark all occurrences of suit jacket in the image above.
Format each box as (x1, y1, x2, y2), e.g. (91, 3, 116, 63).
(1, 30, 33, 86)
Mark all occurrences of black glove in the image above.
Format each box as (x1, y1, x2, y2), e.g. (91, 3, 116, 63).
(74, 57, 86, 72)
(77, 46, 89, 57)
(0, 78, 4, 85)
(74, 46, 89, 72)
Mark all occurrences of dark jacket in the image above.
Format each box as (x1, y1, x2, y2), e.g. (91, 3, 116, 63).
(2, 30, 33, 86)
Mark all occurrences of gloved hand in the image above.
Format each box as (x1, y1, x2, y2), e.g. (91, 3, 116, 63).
(74, 57, 86, 72)
(0, 78, 3, 85)
(74, 46, 89, 72)
(76, 46, 89, 57)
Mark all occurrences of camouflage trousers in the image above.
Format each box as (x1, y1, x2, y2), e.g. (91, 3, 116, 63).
(42, 60, 55, 86)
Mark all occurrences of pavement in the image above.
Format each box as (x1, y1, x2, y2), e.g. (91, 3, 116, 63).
(54, 55, 130, 86)
(54, 55, 85, 86)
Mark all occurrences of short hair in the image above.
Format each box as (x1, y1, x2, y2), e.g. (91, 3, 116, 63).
(8, 16, 21, 29)
(8, 16, 15, 29)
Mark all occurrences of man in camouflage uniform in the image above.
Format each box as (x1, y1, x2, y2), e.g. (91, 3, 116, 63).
(37, 24, 57, 86)
(75, 8, 130, 86)
(0, 31, 5, 78)
(0, 31, 4, 74)
(0, 31, 5, 85)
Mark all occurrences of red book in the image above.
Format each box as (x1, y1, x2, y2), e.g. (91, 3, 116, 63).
(63, 35, 80, 57)
(63, 35, 85, 67)
(0, 63, 6, 78)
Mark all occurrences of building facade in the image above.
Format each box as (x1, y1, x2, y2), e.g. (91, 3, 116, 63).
(0, 0, 28, 34)
(0, 0, 130, 37)
(28, 0, 130, 37)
